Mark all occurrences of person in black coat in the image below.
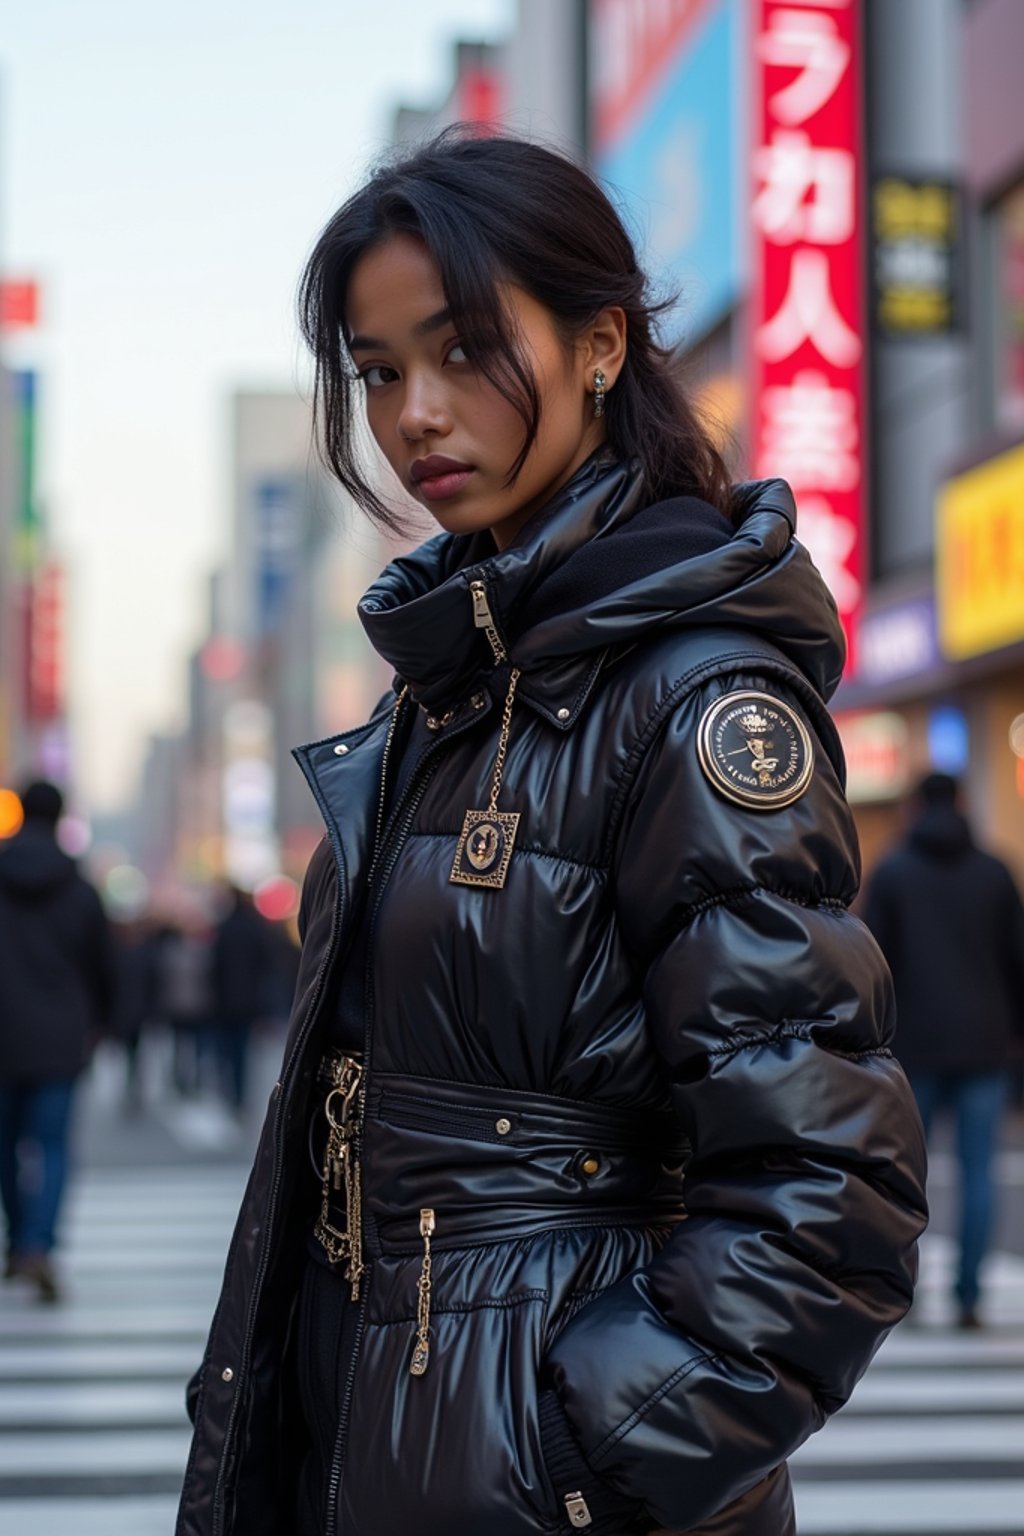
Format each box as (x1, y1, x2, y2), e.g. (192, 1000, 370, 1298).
(211, 887, 277, 1113)
(0, 781, 115, 1301)
(865, 771, 1024, 1326)
(177, 133, 927, 1536)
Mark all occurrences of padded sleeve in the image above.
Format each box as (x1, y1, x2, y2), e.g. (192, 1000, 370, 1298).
(544, 669, 928, 1532)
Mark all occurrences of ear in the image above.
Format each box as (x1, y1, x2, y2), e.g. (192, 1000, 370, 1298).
(579, 307, 627, 395)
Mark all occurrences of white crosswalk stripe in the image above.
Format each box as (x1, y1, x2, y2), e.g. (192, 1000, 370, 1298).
(0, 1163, 245, 1536)
(1, 1167, 1023, 1536)
(793, 1236, 1024, 1535)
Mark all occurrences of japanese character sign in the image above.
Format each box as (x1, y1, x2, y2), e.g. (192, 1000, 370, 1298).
(751, 0, 865, 673)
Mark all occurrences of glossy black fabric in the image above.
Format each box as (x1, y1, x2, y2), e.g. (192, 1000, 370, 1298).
(177, 457, 927, 1536)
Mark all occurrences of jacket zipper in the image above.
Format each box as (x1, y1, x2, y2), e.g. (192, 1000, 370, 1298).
(325, 699, 487, 1534)
(324, 766, 437, 1536)
(470, 578, 507, 665)
(210, 805, 350, 1536)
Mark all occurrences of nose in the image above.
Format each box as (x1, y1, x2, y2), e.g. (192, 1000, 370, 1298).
(397, 369, 452, 444)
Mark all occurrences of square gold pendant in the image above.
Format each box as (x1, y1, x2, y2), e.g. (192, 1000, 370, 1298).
(449, 809, 520, 889)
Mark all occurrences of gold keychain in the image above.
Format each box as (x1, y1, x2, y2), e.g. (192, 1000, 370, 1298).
(313, 1054, 366, 1299)
(449, 667, 521, 889)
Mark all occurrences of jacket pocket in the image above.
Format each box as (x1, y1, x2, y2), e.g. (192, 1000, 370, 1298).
(378, 1090, 517, 1145)
(339, 1273, 561, 1536)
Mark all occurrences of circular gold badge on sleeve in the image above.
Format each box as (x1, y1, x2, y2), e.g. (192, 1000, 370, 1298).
(697, 691, 814, 811)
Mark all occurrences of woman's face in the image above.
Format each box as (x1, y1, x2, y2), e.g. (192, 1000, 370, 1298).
(346, 234, 622, 549)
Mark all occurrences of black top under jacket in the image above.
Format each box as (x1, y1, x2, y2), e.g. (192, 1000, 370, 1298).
(178, 454, 927, 1536)
(865, 806, 1024, 1074)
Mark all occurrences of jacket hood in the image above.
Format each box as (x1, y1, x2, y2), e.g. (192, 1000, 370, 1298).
(908, 806, 973, 860)
(359, 455, 846, 711)
(0, 824, 77, 894)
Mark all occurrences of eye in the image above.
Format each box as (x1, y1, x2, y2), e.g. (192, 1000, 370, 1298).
(445, 341, 469, 364)
(358, 364, 398, 388)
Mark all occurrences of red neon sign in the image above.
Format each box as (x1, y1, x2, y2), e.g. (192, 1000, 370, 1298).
(28, 563, 65, 722)
(0, 281, 40, 329)
(457, 67, 503, 128)
(750, 0, 866, 674)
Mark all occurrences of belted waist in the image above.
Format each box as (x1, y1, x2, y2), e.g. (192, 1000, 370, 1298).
(357, 1070, 688, 1254)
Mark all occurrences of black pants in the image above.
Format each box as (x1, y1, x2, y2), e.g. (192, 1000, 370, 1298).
(293, 1255, 355, 1534)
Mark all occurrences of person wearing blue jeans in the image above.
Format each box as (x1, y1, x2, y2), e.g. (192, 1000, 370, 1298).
(909, 1070, 1008, 1322)
(0, 781, 115, 1303)
(0, 1080, 76, 1300)
(865, 772, 1024, 1328)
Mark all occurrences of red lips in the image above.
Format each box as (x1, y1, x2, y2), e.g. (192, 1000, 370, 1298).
(410, 455, 475, 503)
(410, 454, 473, 484)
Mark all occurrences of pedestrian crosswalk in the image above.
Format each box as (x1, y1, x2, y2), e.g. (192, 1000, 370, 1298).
(791, 1236, 1024, 1535)
(0, 1169, 1022, 1536)
(0, 1163, 245, 1536)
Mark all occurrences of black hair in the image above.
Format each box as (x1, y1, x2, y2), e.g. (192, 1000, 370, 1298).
(19, 779, 64, 826)
(915, 772, 959, 808)
(299, 128, 733, 533)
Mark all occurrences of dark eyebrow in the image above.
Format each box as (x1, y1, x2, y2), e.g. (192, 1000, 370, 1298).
(348, 307, 453, 353)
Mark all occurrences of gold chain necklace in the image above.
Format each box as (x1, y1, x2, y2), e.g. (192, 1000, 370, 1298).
(449, 666, 522, 890)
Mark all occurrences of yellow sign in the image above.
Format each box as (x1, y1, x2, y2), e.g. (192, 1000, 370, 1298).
(937, 443, 1024, 660)
(873, 178, 958, 335)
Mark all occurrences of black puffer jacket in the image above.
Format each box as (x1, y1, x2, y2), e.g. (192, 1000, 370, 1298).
(178, 457, 927, 1536)
(0, 822, 115, 1082)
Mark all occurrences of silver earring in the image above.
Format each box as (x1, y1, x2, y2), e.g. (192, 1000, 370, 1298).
(593, 369, 606, 419)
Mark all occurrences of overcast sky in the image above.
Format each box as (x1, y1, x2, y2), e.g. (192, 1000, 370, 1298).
(2, 0, 512, 810)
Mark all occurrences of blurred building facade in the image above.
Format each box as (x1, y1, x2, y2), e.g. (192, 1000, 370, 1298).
(128, 391, 392, 900)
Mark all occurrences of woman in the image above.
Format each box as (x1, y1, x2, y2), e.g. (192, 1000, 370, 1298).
(178, 132, 927, 1536)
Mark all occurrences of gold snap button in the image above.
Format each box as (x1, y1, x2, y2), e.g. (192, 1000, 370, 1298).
(495, 1117, 512, 1136)
(426, 716, 441, 731)
(557, 707, 571, 721)
(580, 1155, 600, 1177)
(471, 692, 486, 710)
(333, 743, 350, 755)
(221, 1367, 234, 1382)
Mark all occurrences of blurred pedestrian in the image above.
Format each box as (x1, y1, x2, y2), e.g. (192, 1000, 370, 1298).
(865, 771, 1024, 1327)
(154, 921, 215, 1098)
(181, 131, 926, 1536)
(0, 780, 115, 1302)
(211, 886, 277, 1115)
(112, 917, 160, 1115)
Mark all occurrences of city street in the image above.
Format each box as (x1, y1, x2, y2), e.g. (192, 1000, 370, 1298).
(0, 1039, 1021, 1536)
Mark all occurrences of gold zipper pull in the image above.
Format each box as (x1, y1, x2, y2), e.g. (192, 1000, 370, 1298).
(409, 1208, 436, 1377)
(469, 580, 507, 664)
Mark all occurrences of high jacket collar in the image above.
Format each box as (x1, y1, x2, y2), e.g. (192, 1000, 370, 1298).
(358, 455, 845, 723)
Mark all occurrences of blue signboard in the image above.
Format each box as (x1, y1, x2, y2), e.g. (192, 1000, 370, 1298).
(595, 0, 743, 347)
(858, 594, 940, 688)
